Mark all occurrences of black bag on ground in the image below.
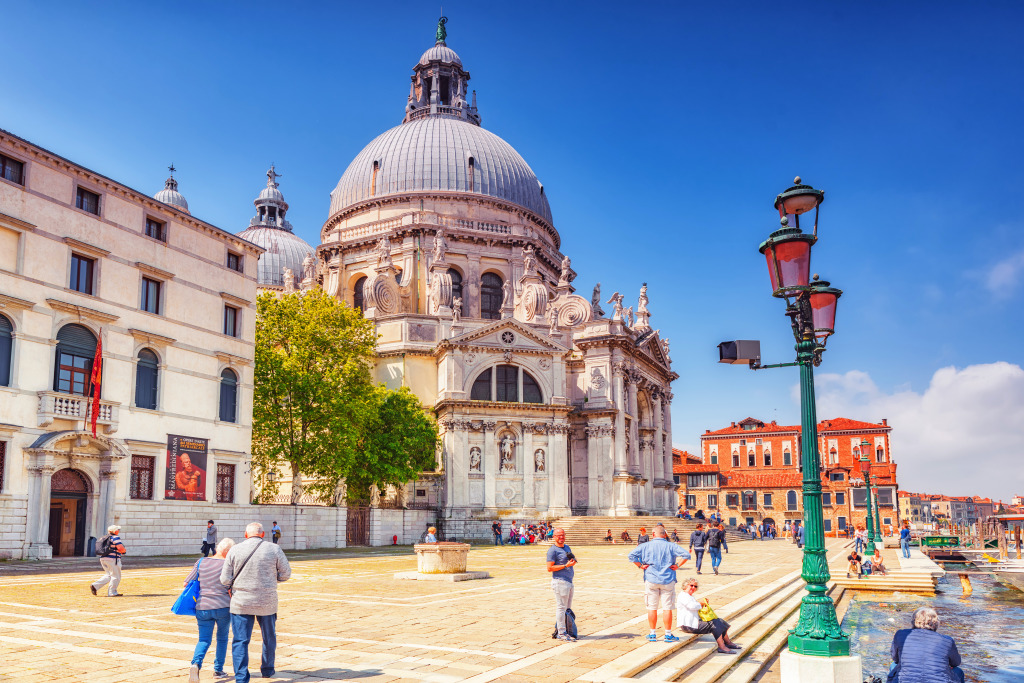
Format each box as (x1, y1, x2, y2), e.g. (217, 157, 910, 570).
(551, 607, 578, 639)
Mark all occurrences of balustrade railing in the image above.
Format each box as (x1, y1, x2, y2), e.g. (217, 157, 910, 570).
(37, 391, 119, 433)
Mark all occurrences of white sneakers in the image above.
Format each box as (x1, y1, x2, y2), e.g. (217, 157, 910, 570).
(188, 664, 200, 682)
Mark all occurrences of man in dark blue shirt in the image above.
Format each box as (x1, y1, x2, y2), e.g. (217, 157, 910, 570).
(546, 528, 577, 641)
(689, 524, 708, 574)
(900, 522, 912, 558)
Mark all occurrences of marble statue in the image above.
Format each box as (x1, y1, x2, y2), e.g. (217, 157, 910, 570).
(376, 235, 392, 267)
(663, 338, 671, 361)
(606, 291, 624, 321)
(559, 255, 571, 283)
(522, 244, 536, 274)
(282, 267, 295, 293)
(433, 229, 447, 262)
(500, 435, 515, 472)
(624, 305, 634, 327)
(302, 254, 316, 281)
(535, 449, 545, 472)
(501, 279, 513, 307)
(591, 283, 605, 317)
(638, 282, 649, 315)
(469, 446, 481, 472)
(549, 306, 559, 335)
(452, 296, 462, 323)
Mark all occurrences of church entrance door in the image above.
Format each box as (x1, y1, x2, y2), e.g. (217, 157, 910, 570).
(49, 469, 90, 557)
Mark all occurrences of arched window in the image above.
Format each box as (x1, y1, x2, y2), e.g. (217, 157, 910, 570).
(448, 268, 463, 302)
(480, 273, 503, 320)
(135, 348, 159, 410)
(763, 451, 772, 466)
(219, 368, 238, 423)
(876, 446, 884, 463)
(732, 452, 740, 468)
(787, 490, 798, 511)
(371, 160, 379, 195)
(0, 314, 12, 387)
(467, 157, 475, 192)
(54, 324, 97, 396)
(748, 451, 756, 467)
(469, 365, 544, 403)
(353, 276, 367, 312)
(783, 449, 792, 466)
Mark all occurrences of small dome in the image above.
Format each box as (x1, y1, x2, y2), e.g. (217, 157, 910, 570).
(419, 44, 462, 67)
(258, 185, 285, 203)
(236, 226, 315, 288)
(154, 176, 189, 213)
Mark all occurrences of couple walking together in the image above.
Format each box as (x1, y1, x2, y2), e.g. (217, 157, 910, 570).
(688, 522, 729, 575)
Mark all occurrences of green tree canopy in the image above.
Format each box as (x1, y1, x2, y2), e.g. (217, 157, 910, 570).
(252, 289, 438, 504)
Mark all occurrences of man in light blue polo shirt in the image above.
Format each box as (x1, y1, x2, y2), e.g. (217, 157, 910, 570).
(628, 527, 691, 642)
(546, 528, 577, 642)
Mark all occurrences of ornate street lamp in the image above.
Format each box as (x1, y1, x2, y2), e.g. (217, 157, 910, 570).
(720, 177, 849, 661)
(857, 450, 877, 555)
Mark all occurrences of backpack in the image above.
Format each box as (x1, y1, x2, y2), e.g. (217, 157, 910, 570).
(97, 535, 113, 556)
(551, 607, 578, 639)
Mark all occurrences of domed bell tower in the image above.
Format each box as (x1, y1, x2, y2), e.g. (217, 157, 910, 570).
(404, 17, 480, 126)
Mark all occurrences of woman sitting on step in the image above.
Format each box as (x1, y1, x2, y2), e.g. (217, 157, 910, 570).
(676, 578, 741, 654)
(871, 548, 888, 575)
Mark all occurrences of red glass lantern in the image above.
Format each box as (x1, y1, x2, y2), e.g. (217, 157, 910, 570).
(858, 456, 871, 476)
(809, 280, 842, 340)
(760, 229, 815, 298)
(774, 176, 825, 235)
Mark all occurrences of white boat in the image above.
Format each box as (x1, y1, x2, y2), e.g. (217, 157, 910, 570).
(987, 566, 1024, 592)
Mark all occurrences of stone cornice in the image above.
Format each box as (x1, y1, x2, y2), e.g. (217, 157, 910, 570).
(0, 292, 34, 311)
(135, 261, 175, 280)
(434, 398, 573, 415)
(45, 298, 119, 324)
(220, 292, 252, 308)
(63, 237, 111, 259)
(216, 351, 252, 367)
(128, 328, 176, 347)
(0, 210, 35, 231)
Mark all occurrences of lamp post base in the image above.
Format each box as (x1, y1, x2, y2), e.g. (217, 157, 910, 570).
(780, 650, 862, 683)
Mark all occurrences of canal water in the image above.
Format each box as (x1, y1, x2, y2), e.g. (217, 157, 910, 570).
(841, 563, 1024, 682)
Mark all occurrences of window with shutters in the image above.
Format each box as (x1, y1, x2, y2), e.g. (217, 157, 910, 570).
(748, 452, 755, 467)
(141, 277, 161, 314)
(224, 305, 239, 337)
(75, 187, 100, 215)
(708, 494, 718, 508)
(686, 495, 696, 508)
(216, 463, 235, 503)
(732, 452, 740, 467)
(824, 519, 832, 532)
(129, 455, 154, 499)
(783, 450, 792, 466)
(764, 451, 772, 466)
(0, 153, 24, 185)
(836, 492, 846, 505)
(135, 348, 159, 409)
(823, 492, 832, 507)
(726, 493, 739, 507)
(70, 253, 95, 294)
(741, 491, 757, 510)
(0, 314, 12, 387)
(763, 492, 773, 507)
(54, 324, 97, 396)
(787, 490, 799, 510)
(219, 369, 238, 422)
(227, 252, 242, 272)
(145, 217, 165, 242)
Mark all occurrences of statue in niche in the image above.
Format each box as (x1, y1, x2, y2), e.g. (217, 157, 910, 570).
(522, 244, 537, 274)
(548, 306, 559, 335)
(433, 229, 447, 263)
(302, 254, 316, 281)
(499, 435, 516, 472)
(469, 447, 481, 472)
(376, 235, 392, 268)
(624, 305, 635, 327)
(559, 255, 571, 283)
(591, 283, 605, 317)
(535, 449, 545, 472)
(452, 297, 462, 323)
(501, 279, 513, 307)
(282, 267, 296, 293)
(606, 291, 624, 321)
(638, 282, 650, 315)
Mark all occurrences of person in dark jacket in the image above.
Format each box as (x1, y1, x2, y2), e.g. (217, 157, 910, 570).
(887, 607, 964, 683)
(707, 523, 728, 575)
(688, 524, 709, 574)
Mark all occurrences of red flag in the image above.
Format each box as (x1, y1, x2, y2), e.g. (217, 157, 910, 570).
(89, 331, 103, 437)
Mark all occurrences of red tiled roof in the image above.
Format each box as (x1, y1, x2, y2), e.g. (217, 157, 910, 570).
(678, 463, 721, 474)
(817, 417, 889, 432)
(721, 471, 804, 488)
(703, 420, 799, 436)
(703, 416, 889, 437)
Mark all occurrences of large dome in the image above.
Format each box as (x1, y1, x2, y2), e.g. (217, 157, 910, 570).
(236, 225, 314, 288)
(328, 116, 553, 225)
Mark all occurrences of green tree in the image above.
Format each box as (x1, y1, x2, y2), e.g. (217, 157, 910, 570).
(251, 289, 438, 504)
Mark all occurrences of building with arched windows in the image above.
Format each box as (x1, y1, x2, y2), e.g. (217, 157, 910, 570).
(0, 129, 262, 559)
(313, 22, 678, 534)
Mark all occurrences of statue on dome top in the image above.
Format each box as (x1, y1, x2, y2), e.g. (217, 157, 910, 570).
(267, 164, 281, 187)
(436, 16, 448, 44)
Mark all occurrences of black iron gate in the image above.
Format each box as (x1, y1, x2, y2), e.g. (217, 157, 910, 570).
(346, 507, 370, 546)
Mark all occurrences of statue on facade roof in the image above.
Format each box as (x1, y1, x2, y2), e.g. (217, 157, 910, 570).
(452, 297, 462, 324)
(624, 305, 635, 327)
(436, 16, 448, 44)
(638, 282, 649, 315)
(606, 291, 624, 321)
(433, 229, 447, 263)
(376, 235, 392, 268)
(591, 283, 605, 317)
(501, 279, 513, 307)
(548, 306, 559, 336)
(283, 267, 296, 294)
(522, 244, 537, 274)
(559, 255, 571, 284)
(302, 254, 316, 281)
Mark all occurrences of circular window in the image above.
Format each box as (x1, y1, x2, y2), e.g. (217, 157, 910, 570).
(501, 331, 515, 345)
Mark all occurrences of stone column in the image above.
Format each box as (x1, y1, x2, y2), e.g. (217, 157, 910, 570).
(663, 392, 675, 509)
(585, 427, 599, 513)
(627, 376, 640, 475)
(97, 457, 120, 535)
(548, 423, 570, 514)
(25, 460, 56, 560)
(612, 362, 627, 476)
(483, 421, 497, 509)
(523, 423, 535, 509)
(653, 391, 665, 512)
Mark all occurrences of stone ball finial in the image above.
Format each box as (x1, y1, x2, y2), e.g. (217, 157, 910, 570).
(780, 216, 789, 226)
(794, 176, 802, 185)
(813, 273, 820, 281)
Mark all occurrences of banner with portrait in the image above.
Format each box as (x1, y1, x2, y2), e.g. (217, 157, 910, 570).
(165, 434, 209, 501)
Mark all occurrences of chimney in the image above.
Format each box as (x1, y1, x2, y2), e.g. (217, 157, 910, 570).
(882, 418, 888, 426)
(731, 421, 736, 427)
(705, 429, 711, 434)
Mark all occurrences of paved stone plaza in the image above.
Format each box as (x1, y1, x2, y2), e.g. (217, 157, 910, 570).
(0, 537, 853, 682)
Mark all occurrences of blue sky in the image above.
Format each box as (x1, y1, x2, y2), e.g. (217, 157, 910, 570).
(3, 2, 1023, 500)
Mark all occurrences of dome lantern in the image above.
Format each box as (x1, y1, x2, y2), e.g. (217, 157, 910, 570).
(404, 17, 480, 126)
(236, 166, 315, 288)
(153, 163, 190, 214)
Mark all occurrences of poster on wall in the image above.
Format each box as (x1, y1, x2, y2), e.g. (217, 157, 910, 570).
(165, 434, 209, 501)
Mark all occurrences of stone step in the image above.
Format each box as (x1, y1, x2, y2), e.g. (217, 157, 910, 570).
(576, 569, 803, 681)
(635, 579, 807, 681)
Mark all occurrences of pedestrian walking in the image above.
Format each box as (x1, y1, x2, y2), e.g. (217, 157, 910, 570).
(220, 522, 291, 683)
(492, 519, 504, 546)
(185, 537, 235, 682)
(900, 521, 912, 559)
(689, 523, 708, 574)
(707, 523, 728, 575)
(270, 521, 281, 544)
(202, 520, 218, 557)
(628, 527, 690, 642)
(783, 520, 791, 539)
(91, 524, 127, 597)
(546, 528, 577, 642)
(793, 520, 804, 549)
(854, 525, 866, 554)
(758, 523, 765, 541)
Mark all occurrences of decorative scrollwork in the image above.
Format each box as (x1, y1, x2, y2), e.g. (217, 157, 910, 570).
(557, 294, 592, 327)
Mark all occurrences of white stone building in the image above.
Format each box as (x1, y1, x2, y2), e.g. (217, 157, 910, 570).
(0, 130, 263, 559)
(308, 25, 679, 536)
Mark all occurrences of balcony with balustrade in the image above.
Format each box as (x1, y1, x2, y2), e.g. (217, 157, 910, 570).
(37, 391, 120, 434)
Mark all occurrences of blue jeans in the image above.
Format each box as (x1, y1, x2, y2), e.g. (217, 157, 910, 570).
(855, 538, 864, 554)
(494, 533, 504, 546)
(693, 549, 705, 572)
(901, 538, 911, 558)
(708, 547, 722, 569)
(193, 607, 230, 672)
(231, 613, 277, 683)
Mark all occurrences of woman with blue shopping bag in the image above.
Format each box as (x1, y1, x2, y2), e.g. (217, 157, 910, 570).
(175, 538, 235, 682)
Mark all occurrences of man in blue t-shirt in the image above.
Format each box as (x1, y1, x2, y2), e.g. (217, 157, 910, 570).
(546, 528, 577, 641)
(629, 527, 691, 641)
(900, 521, 912, 558)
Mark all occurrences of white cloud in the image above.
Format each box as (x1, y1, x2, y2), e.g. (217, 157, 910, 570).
(985, 249, 1024, 296)
(803, 363, 1024, 503)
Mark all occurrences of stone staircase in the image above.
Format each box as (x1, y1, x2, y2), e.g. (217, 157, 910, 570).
(549, 516, 751, 546)
(574, 547, 856, 683)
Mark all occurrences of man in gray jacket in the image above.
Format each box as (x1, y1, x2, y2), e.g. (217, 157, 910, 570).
(221, 522, 291, 683)
(202, 519, 218, 557)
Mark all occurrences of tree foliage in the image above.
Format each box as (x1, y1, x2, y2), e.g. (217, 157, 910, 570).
(252, 289, 438, 504)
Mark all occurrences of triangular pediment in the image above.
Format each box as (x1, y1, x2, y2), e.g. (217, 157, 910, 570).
(445, 318, 569, 353)
(637, 329, 671, 369)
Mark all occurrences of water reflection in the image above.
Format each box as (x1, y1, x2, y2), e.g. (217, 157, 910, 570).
(841, 564, 1024, 682)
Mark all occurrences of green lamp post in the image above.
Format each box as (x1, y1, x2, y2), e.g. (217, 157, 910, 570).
(857, 447, 877, 555)
(722, 177, 849, 657)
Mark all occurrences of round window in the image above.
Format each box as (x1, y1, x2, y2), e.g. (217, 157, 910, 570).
(501, 331, 515, 345)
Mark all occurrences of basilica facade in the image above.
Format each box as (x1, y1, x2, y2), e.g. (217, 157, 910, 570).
(307, 24, 679, 526)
